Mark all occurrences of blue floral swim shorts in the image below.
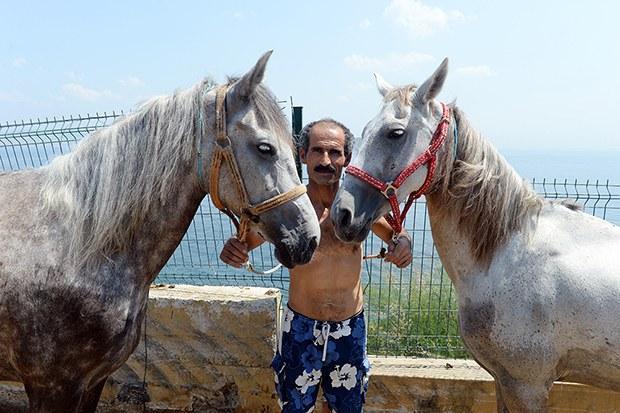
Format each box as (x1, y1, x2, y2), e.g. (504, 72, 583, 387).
(271, 305, 370, 413)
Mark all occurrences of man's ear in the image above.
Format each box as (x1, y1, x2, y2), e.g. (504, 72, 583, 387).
(299, 147, 307, 163)
(344, 152, 352, 167)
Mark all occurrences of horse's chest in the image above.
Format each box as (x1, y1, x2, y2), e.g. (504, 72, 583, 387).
(3, 280, 146, 380)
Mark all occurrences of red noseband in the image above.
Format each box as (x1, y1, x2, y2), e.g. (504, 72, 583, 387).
(346, 103, 451, 236)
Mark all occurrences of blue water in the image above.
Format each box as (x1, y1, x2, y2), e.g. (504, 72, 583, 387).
(502, 149, 620, 183)
(157, 148, 620, 293)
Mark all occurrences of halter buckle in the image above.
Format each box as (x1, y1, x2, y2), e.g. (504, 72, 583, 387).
(216, 135, 232, 148)
(242, 208, 260, 223)
(381, 182, 398, 199)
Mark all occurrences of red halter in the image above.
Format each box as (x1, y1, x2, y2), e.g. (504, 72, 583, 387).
(346, 103, 451, 236)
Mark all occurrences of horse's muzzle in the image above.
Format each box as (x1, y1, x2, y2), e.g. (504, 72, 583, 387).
(331, 182, 385, 243)
(274, 235, 318, 268)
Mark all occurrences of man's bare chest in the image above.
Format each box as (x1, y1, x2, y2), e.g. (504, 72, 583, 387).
(315, 207, 359, 256)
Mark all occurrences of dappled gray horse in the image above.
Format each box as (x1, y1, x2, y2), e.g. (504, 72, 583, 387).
(0, 51, 320, 413)
(331, 58, 620, 412)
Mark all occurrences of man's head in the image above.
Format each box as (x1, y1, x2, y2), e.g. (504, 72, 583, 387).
(298, 119, 354, 186)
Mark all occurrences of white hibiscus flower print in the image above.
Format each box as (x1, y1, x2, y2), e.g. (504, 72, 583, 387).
(329, 363, 358, 390)
(295, 369, 322, 394)
(282, 309, 293, 333)
(330, 320, 352, 339)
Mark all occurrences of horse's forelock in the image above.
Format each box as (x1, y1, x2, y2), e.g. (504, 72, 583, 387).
(384, 84, 417, 106)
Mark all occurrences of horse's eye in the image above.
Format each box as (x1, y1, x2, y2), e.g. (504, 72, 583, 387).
(388, 129, 406, 140)
(257, 143, 274, 155)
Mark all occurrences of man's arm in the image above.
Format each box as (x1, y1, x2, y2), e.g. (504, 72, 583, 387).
(219, 230, 265, 268)
(371, 218, 413, 268)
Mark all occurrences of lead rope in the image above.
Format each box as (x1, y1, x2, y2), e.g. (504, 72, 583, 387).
(142, 302, 148, 413)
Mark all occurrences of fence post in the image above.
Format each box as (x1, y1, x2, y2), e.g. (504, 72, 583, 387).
(292, 106, 303, 181)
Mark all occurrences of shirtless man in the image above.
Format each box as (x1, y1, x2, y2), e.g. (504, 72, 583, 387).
(219, 119, 412, 413)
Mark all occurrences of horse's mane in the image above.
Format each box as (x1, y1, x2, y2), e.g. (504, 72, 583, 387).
(42, 79, 292, 265)
(41, 76, 290, 268)
(431, 104, 544, 265)
(41, 80, 212, 267)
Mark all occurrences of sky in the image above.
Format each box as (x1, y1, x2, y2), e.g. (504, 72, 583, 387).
(2, 0, 619, 156)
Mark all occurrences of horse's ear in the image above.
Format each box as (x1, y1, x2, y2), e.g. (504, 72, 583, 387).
(231, 50, 273, 99)
(374, 73, 393, 97)
(415, 58, 448, 106)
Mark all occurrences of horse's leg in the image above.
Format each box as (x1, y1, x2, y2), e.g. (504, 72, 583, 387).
(496, 377, 551, 413)
(77, 378, 107, 413)
(24, 381, 84, 413)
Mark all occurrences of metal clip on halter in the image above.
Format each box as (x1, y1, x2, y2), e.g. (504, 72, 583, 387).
(381, 182, 397, 198)
(363, 247, 387, 260)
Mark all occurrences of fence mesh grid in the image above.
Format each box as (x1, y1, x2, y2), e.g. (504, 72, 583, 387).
(2, 113, 619, 358)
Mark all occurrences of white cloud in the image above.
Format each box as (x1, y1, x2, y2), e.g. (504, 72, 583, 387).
(359, 18, 371, 29)
(62, 83, 116, 101)
(384, 0, 465, 38)
(0, 90, 26, 102)
(456, 65, 494, 77)
(12, 57, 27, 68)
(66, 71, 81, 82)
(119, 76, 145, 87)
(344, 52, 434, 73)
(353, 81, 372, 91)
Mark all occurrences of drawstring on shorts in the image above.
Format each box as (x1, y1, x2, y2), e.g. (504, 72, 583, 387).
(321, 322, 331, 362)
(314, 321, 332, 362)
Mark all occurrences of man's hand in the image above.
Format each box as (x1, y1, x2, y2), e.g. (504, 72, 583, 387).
(219, 238, 249, 268)
(384, 235, 413, 268)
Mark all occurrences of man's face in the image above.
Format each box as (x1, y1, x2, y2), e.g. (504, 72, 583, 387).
(300, 123, 349, 186)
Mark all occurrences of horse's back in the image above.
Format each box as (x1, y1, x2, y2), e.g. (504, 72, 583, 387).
(516, 204, 620, 341)
(468, 203, 620, 389)
(533, 203, 620, 291)
(0, 168, 62, 289)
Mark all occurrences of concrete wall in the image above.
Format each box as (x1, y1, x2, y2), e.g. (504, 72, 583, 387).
(1, 285, 620, 412)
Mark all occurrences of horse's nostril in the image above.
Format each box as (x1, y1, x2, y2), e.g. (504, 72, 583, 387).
(309, 236, 318, 251)
(339, 208, 352, 229)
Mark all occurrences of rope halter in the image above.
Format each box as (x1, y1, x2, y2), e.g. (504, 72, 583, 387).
(346, 102, 451, 237)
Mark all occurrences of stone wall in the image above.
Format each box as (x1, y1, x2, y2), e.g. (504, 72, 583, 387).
(0, 285, 281, 413)
(1, 285, 619, 412)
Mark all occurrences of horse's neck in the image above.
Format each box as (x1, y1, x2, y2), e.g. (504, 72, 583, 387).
(424, 108, 543, 284)
(127, 164, 206, 284)
(111, 89, 215, 283)
(425, 192, 481, 286)
(131, 94, 222, 283)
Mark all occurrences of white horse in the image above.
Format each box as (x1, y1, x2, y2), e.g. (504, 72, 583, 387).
(0, 51, 320, 413)
(331, 58, 620, 412)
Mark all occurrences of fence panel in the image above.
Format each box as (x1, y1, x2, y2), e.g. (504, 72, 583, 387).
(2, 114, 619, 358)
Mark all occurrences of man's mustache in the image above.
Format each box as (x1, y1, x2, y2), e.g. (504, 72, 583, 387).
(314, 165, 337, 173)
